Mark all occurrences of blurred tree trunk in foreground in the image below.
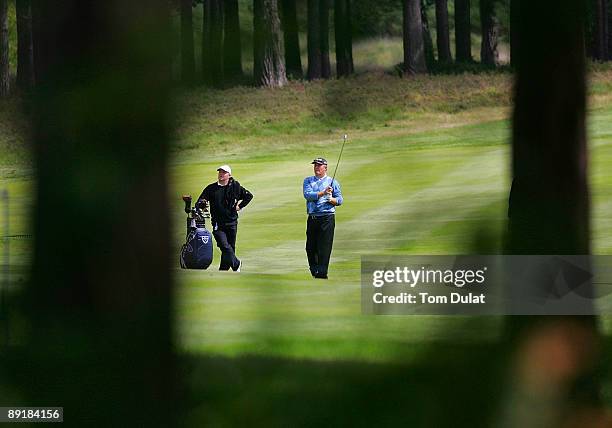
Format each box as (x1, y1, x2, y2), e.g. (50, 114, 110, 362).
(334, 0, 354, 77)
(509, 2, 589, 255)
(254, 0, 287, 87)
(480, 0, 499, 66)
(181, 0, 195, 85)
(18, 0, 175, 425)
(403, 0, 427, 75)
(435, 0, 452, 63)
(223, 0, 243, 81)
(320, 0, 331, 78)
(0, 0, 9, 97)
(505, 0, 602, 425)
(280, 0, 303, 79)
(16, 0, 34, 90)
(454, 0, 472, 62)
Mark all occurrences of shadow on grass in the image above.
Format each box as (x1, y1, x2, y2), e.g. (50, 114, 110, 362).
(181, 340, 505, 427)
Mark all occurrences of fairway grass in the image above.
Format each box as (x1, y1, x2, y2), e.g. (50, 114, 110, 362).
(171, 106, 612, 363)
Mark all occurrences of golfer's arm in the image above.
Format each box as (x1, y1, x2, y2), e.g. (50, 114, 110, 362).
(303, 180, 321, 200)
(333, 184, 343, 206)
(238, 187, 253, 208)
(195, 189, 209, 208)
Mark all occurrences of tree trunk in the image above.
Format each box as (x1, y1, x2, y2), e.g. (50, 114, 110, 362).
(31, 0, 48, 84)
(601, 0, 609, 59)
(16, 0, 34, 90)
(509, 1, 589, 255)
(346, 0, 354, 72)
(0, 0, 9, 97)
(223, 0, 243, 80)
(202, 0, 212, 84)
(334, 0, 354, 77)
(280, 0, 303, 79)
(307, 0, 321, 79)
(254, 0, 287, 87)
(202, 0, 223, 87)
(20, 1, 175, 425)
(592, 0, 608, 60)
(455, 0, 472, 62)
(480, 0, 499, 66)
(421, 0, 435, 68)
(180, 0, 195, 85)
(403, 0, 427, 75)
(209, 0, 223, 86)
(253, 0, 261, 80)
(435, 0, 452, 63)
(509, 0, 520, 67)
(608, 0, 612, 59)
(504, 0, 600, 417)
(320, 0, 331, 78)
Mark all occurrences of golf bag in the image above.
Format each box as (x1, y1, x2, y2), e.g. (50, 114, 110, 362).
(180, 195, 213, 269)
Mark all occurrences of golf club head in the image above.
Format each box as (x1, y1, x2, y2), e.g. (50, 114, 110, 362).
(183, 195, 192, 213)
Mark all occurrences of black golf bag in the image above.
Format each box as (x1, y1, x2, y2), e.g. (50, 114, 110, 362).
(180, 195, 213, 269)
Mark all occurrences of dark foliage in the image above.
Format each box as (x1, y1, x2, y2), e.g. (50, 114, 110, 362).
(352, 0, 402, 38)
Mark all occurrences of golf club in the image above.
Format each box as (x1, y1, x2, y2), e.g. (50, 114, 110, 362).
(330, 134, 347, 189)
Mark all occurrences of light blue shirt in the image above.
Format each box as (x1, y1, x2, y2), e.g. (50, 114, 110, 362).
(303, 175, 343, 215)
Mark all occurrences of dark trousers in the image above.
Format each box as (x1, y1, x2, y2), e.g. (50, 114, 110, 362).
(306, 214, 335, 277)
(213, 223, 240, 271)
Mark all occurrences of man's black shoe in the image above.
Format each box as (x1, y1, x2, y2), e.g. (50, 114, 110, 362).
(314, 273, 328, 279)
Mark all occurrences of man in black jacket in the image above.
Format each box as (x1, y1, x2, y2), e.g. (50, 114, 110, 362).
(197, 165, 253, 271)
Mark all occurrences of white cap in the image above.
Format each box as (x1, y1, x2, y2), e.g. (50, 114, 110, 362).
(217, 164, 232, 174)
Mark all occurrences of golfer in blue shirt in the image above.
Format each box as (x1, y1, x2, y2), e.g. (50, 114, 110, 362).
(303, 157, 343, 279)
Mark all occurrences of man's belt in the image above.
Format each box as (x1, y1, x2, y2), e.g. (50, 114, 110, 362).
(308, 213, 334, 220)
